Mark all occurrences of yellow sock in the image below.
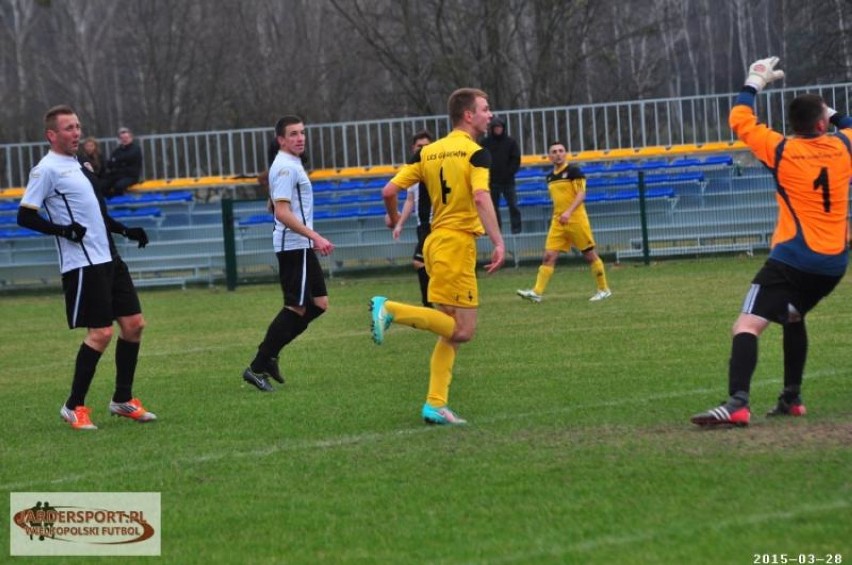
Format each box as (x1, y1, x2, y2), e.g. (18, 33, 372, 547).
(533, 265, 554, 295)
(427, 338, 457, 407)
(591, 258, 608, 290)
(385, 301, 455, 339)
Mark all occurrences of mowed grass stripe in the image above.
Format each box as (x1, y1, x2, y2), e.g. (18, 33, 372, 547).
(1, 369, 846, 492)
(2, 257, 850, 563)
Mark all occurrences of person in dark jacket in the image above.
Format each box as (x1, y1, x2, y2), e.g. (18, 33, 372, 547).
(481, 117, 522, 233)
(101, 127, 142, 198)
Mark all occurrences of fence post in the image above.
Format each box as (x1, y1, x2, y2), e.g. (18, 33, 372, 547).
(638, 171, 651, 266)
(221, 198, 238, 290)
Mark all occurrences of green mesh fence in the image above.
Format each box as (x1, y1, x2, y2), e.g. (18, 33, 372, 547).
(221, 155, 788, 289)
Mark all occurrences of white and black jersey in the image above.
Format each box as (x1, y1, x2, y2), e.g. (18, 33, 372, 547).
(269, 151, 313, 252)
(20, 151, 111, 273)
(411, 182, 433, 227)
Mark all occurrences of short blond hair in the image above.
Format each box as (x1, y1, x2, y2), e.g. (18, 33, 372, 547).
(448, 88, 488, 126)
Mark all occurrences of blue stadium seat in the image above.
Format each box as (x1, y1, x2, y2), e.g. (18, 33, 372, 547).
(337, 194, 376, 204)
(606, 190, 639, 201)
(668, 158, 702, 168)
(605, 187, 675, 201)
(646, 187, 677, 198)
(238, 213, 272, 226)
(581, 164, 607, 174)
(314, 196, 337, 207)
(587, 176, 637, 189)
(703, 155, 734, 166)
(107, 191, 192, 206)
(361, 206, 386, 216)
(516, 168, 547, 180)
(609, 162, 638, 172)
(0, 228, 42, 239)
(362, 178, 390, 189)
(517, 196, 551, 207)
(640, 160, 668, 170)
(312, 181, 338, 192)
(0, 201, 19, 212)
(646, 172, 704, 184)
(110, 207, 162, 219)
(516, 182, 546, 193)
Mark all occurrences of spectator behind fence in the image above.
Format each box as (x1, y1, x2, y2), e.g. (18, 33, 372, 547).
(101, 127, 142, 198)
(481, 116, 522, 234)
(78, 137, 105, 178)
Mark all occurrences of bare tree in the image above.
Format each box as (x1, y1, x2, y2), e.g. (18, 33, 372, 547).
(2, 0, 852, 144)
(0, 0, 49, 140)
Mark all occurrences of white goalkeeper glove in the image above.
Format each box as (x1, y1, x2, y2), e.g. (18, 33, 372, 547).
(745, 56, 785, 91)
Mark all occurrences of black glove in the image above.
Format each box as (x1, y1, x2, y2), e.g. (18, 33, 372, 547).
(61, 222, 87, 243)
(124, 227, 149, 248)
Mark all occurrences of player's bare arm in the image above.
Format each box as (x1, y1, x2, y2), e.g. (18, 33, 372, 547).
(559, 191, 587, 225)
(392, 189, 416, 239)
(473, 189, 505, 273)
(274, 200, 334, 255)
(382, 181, 401, 228)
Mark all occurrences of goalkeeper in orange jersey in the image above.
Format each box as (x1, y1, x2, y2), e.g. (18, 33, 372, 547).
(692, 57, 852, 427)
(516, 141, 611, 303)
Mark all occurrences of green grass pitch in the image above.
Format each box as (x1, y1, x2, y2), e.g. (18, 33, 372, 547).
(2, 256, 850, 564)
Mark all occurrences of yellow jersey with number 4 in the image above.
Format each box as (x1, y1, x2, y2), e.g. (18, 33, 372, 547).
(390, 130, 491, 235)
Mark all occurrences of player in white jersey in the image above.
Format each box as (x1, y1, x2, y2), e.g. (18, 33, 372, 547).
(242, 115, 335, 392)
(392, 130, 434, 306)
(17, 105, 156, 430)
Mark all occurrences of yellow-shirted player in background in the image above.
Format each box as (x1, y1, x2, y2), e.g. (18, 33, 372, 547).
(692, 57, 852, 427)
(517, 141, 611, 303)
(371, 88, 505, 426)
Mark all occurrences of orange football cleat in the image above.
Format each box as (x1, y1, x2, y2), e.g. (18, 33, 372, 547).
(109, 398, 157, 422)
(60, 405, 98, 430)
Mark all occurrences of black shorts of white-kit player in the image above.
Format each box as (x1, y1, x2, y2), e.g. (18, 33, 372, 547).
(742, 259, 842, 324)
(62, 257, 141, 329)
(276, 248, 328, 308)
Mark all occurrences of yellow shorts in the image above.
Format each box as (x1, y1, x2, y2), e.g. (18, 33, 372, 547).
(424, 228, 479, 307)
(544, 218, 596, 253)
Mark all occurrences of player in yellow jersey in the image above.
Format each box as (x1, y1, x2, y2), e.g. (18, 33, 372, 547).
(516, 141, 611, 303)
(692, 57, 852, 427)
(370, 88, 505, 425)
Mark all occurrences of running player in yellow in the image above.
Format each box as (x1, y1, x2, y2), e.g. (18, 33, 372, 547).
(371, 88, 505, 425)
(516, 141, 611, 303)
(692, 57, 852, 427)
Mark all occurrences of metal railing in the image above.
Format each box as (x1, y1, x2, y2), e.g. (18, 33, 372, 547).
(3, 83, 851, 189)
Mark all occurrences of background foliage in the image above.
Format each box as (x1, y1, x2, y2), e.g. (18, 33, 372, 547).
(2, 0, 852, 142)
